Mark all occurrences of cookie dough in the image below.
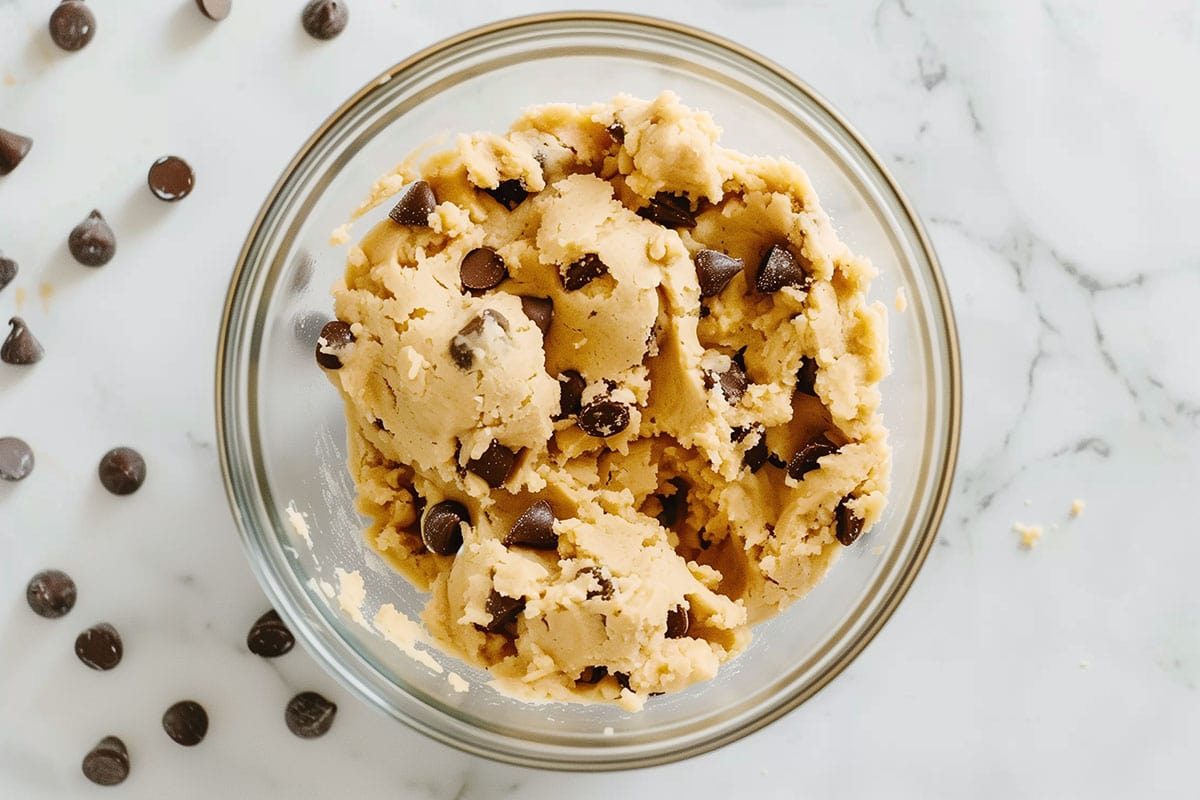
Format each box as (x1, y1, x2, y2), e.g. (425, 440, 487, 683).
(319, 92, 890, 709)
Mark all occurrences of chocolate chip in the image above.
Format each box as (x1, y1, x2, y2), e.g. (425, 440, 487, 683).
(388, 180, 436, 226)
(315, 320, 354, 369)
(0, 436, 34, 481)
(285, 691, 337, 738)
(49, 1, 96, 51)
(796, 357, 818, 396)
(607, 122, 625, 143)
(194, 0, 231, 20)
(421, 500, 469, 555)
(82, 736, 129, 787)
(636, 193, 696, 229)
(482, 590, 525, 633)
(75, 623, 122, 670)
(787, 437, 837, 481)
(247, 609, 294, 657)
(694, 249, 744, 297)
(666, 605, 689, 638)
(26, 569, 76, 618)
(555, 370, 586, 419)
(0, 255, 17, 292)
(68, 210, 116, 267)
(162, 700, 208, 746)
(301, 0, 348, 40)
(577, 665, 608, 684)
(577, 399, 631, 438)
(561, 253, 608, 291)
(615, 672, 632, 691)
(519, 296, 553, 336)
(715, 358, 748, 405)
(483, 179, 528, 210)
(736, 425, 769, 473)
(756, 243, 810, 293)
(450, 309, 510, 370)
(836, 498, 864, 545)
(503, 499, 557, 550)
(464, 439, 516, 488)
(2, 317, 44, 365)
(578, 566, 613, 600)
(656, 478, 688, 528)
(98, 447, 146, 495)
(768, 452, 788, 469)
(0, 129, 33, 176)
(460, 247, 507, 292)
(147, 156, 194, 202)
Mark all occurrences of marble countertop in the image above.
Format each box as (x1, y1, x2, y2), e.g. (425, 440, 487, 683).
(2, 1, 1197, 797)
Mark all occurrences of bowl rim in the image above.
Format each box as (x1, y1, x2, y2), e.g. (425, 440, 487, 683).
(215, 10, 962, 769)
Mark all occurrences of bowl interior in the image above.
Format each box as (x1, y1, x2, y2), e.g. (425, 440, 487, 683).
(220, 15, 957, 768)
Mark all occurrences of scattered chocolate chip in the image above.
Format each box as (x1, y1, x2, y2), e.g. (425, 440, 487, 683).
(577, 665, 608, 684)
(655, 478, 688, 528)
(2, 317, 44, 365)
(301, 0, 348, 40)
(736, 425, 769, 473)
(482, 590, 525, 633)
(98, 447, 146, 496)
(796, 356, 819, 396)
(0, 436, 34, 481)
(483, 179, 528, 210)
(636, 193, 696, 229)
(577, 399, 631, 438)
(460, 247, 507, 292)
(578, 566, 613, 600)
(285, 691, 337, 738)
(450, 309, 510, 370)
(694, 249, 744, 298)
(75, 623, 122, 670)
(0, 129, 33, 176)
(666, 605, 689, 638)
(503, 499, 557, 550)
(194, 0, 231, 20)
(49, 1, 96, 51)
(68, 210, 116, 267)
(756, 243, 810, 293)
(561, 253, 608, 291)
(421, 500, 469, 555)
(82, 736, 129, 787)
(767, 452, 788, 469)
(147, 156, 194, 202)
(555, 370, 586, 419)
(388, 180, 435, 226)
(315, 320, 354, 369)
(698, 304, 711, 319)
(247, 609, 294, 657)
(835, 498, 864, 545)
(464, 439, 516, 488)
(787, 437, 838, 481)
(26, 569, 76, 618)
(162, 700, 208, 746)
(715, 358, 748, 405)
(519, 296, 553, 336)
(0, 255, 17, 292)
(615, 672, 632, 691)
(607, 122, 625, 143)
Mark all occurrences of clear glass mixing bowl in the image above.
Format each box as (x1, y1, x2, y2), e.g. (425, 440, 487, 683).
(216, 13, 960, 770)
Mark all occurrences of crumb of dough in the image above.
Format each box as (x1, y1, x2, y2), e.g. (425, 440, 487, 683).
(1070, 498, 1085, 518)
(603, 726, 614, 736)
(330, 223, 352, 245)
(447, 671, 469, 693)
(335, 568, 369, 626)
(285, 502, 313, 548)
(1014, 522, 1043, 549)
(894, 286, 908, 312)
(374, 602, 444, 673)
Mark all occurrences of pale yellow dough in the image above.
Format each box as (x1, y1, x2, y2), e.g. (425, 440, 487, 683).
(324, 93, 890, 709)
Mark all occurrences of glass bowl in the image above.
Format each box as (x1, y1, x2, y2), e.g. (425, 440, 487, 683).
(215, 12, 960, 770)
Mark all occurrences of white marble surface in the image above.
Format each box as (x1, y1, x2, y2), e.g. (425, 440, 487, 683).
(2, 0, 1198, 796)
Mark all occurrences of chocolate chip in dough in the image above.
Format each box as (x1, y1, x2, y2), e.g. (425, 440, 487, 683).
(561, 253, 608, 291)
(247, 609, 294, 658)
(1, 436, 35, 481)
(301, 0, 348, 40)
(836, 498, 865, 546)
(49, 1, 96, 51)
(655, 478, 688, 528)
(665, 605, 689, 638)
(694, 249, 744, 298)
(2, 317, 44, 365)
(555, 370, 586, 419)
(756, 243, 810, 293)
(0, 255, 17, 292)
(735, 425, 769, 473)
(315, 320, 354, 369)
(482, 590, 525, 633)
(578, 566, 613, 600)
(483, 179, 529, 210)
(503, 499, 557, 550)
(464, 439, 517, 488)
(577, 665, 608, 684)
(387, 180, 436, 226)
(636, 192, 696, 229)
(194, 0, 231, 20)
(615, 672, 632, 691)
(285, 691, 337, 738)
(0, 129, 33, 176)
(519, 296, 553, 336)
(796, 356, 818, 397)
(68, 210, 116, 267)
(606, 122, 625, 143)
(98, 447, 146, 495)
(82, 736, 129, 787)
(75, 623, 122, 670)
(147, 156, 194, 202)
(460, 247, 507, 292)
(715, 358, 748, 405)
(787, 437, 838, 481)
(577, 399, 631, 438)
(162, 700, 208, 746)
(421, 500, 469, 555)
(26, 569, 75, 618)
(449, 309, 510, 370)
